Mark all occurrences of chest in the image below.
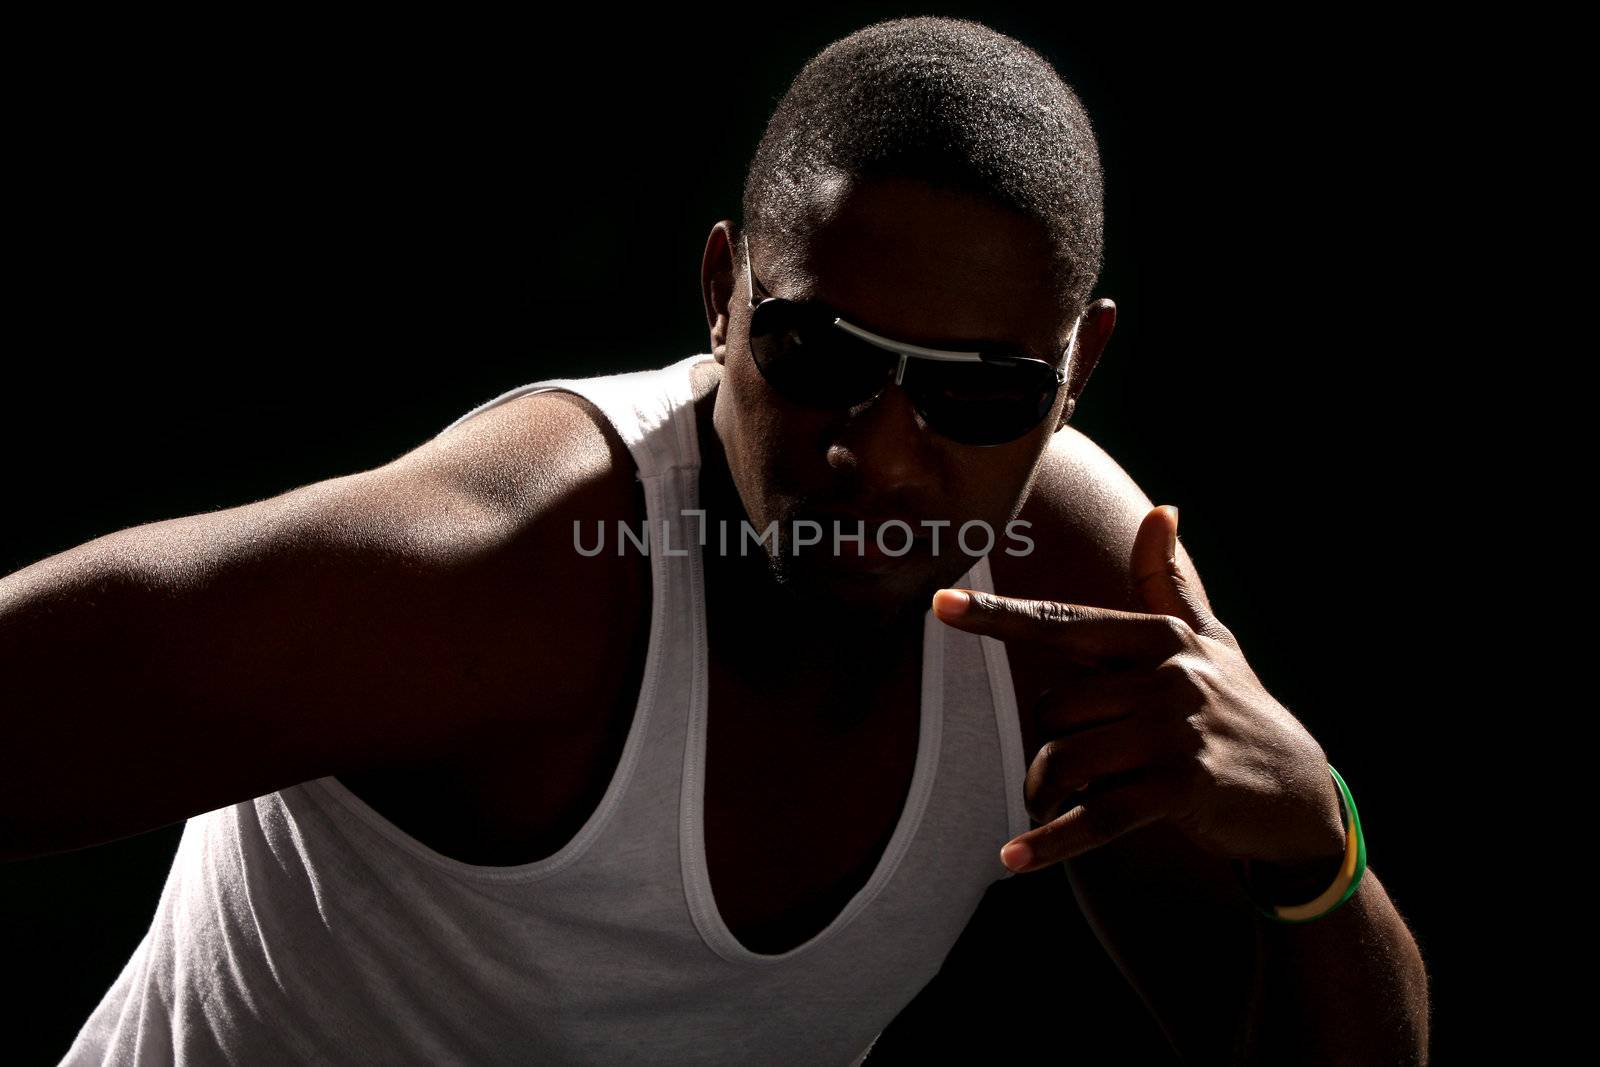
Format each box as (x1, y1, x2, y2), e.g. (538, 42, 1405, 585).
(698, 647, 925, 955)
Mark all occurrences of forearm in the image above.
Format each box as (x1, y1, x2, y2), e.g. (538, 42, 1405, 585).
(1238, 867, 1430, 1065)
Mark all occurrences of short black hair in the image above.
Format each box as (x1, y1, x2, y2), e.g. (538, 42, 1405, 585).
(741, 16, 1104, 318)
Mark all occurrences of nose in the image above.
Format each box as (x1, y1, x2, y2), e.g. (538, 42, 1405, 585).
(825, 382, 938, 496)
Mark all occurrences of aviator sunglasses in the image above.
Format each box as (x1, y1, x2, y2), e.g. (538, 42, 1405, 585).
(742, 232, 1080, 446)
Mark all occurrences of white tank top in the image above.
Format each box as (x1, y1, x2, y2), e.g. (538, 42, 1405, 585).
(59, 353, 1033, 1066)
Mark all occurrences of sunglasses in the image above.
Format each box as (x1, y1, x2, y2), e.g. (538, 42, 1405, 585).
(741, 232, 1079, 446)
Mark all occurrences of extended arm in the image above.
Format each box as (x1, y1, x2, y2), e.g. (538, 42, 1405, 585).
(1, 389, 639, 861)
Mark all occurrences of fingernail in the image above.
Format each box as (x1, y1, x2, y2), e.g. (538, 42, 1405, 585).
(932, 589, 971, 617)
(1001, 841, 1033, 871)
(1162, 505, 1179, 561)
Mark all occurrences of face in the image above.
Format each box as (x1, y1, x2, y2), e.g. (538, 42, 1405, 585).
(703, 175, 1111, 628)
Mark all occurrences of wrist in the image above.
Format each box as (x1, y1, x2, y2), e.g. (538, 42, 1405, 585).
(1242, 763, 1350, 905)
(1245, 846, 1348, 905)
(1234, 763, 1367, 924)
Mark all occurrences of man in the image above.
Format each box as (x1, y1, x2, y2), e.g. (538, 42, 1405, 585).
(7, 16, 1428, 1064)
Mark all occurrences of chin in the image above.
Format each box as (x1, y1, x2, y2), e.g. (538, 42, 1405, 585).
(770, 550, 965, 631)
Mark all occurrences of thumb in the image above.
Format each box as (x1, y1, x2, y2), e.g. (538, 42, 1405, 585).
(1132, 505, 1234, 646)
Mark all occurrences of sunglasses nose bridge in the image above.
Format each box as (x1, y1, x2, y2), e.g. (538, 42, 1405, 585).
(833, 378, 937, 481)
(829, 331, 906, 408)
(841, 373, 901, 420)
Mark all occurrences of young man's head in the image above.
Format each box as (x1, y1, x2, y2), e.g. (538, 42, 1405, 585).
(702, 17, 1116, 627)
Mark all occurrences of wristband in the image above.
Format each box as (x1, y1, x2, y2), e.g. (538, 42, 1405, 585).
(1232, 763, 1366, 925)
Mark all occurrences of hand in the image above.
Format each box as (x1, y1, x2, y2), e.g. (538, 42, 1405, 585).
(932, 505, 1347, 878)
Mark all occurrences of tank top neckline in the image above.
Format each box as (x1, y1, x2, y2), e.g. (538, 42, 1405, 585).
(678, 508, 950, 967)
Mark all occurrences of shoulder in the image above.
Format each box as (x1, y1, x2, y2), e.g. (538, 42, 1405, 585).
(400, 387, 644, 533)
(372, 387, 649, 623)
(360, 387, 652, 737)
(989, 424, 1156, 618)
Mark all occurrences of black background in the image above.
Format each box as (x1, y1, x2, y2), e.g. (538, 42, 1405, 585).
(4, 7, 1480, 1062)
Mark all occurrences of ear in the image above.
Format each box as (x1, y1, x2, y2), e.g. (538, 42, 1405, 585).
(1054, 298, 1116, 431)
(702, 220, 739, 366)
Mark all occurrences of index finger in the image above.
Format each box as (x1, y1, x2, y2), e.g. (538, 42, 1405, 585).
(931, 588, 1189, 664)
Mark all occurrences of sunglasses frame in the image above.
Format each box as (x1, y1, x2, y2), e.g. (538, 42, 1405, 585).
(740, 232, 1078, 444)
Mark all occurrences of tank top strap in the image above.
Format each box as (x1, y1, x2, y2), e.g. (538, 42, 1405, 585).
(435, 353, 709, 480)
(958, 553, 1034, 850)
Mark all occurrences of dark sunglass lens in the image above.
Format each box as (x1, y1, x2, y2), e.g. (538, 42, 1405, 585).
(748, 301, 892, 409)
(906, 358, 1059, 445)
